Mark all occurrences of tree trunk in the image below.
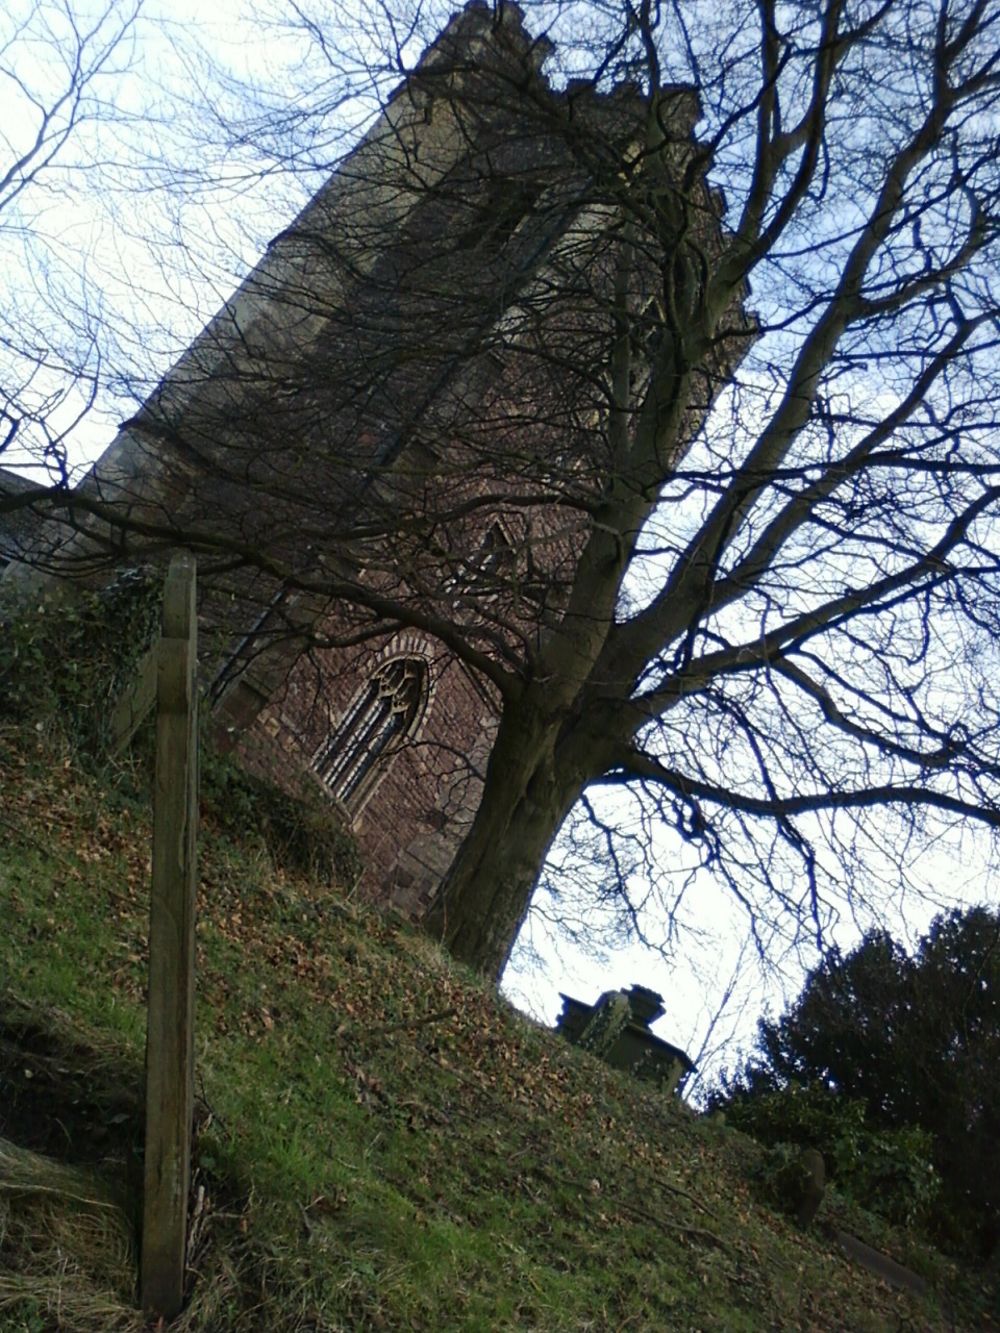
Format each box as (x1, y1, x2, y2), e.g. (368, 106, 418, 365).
(425, 703, 586, 981)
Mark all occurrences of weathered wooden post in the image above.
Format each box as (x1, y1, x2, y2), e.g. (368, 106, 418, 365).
(141, 553, 198, 1320)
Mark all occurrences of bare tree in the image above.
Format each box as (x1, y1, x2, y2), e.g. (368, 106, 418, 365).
(0, 0, 321, 506)
(8, 0, 1000, 984)
(0, 0, 148, 487)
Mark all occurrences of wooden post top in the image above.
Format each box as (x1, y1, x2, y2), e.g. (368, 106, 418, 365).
(162, 553, 196, 639)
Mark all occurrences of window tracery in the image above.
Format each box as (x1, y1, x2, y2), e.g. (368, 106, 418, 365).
(312, 656, 428, 808)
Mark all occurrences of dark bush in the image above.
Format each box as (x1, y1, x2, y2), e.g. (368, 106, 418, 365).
(713, 911, 1000, 1253)
(727, 1082, 939, 1228)
(200, 745, 361, 890)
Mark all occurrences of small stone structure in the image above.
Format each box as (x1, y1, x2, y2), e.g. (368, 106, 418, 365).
(556, 984, 695, 1095)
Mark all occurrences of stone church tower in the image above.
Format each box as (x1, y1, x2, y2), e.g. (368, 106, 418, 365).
(2, 3, 745, 918)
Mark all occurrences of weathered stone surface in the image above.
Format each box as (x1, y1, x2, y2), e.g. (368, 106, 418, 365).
(795, 1148, 825, 1228)
(558, 985, 695, 1095)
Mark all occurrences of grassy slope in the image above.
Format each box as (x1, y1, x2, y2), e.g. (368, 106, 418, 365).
(0, 727, 993, 1332)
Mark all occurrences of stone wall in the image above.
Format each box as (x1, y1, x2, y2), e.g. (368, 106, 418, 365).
(232, 620, 498, 916)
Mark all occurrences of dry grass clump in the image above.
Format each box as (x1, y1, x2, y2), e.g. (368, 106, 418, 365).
(0, 1138, 261, 1333)
(0, 1138, 137, 1331)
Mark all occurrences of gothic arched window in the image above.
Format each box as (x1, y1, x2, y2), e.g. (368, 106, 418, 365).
(312, 657, 428, 808)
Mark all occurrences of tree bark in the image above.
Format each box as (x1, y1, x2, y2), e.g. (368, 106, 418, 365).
(425, 701, 586, 980)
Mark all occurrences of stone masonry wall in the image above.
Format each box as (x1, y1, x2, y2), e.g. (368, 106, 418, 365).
(235, 619, 498, 918)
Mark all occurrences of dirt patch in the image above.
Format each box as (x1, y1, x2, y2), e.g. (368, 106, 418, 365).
(0, 998, 144, 1181)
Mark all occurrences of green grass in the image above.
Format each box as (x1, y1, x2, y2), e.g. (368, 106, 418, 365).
(0, 726, 994, 1330)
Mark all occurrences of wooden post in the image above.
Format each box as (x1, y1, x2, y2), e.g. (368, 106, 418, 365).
(141, 554, 198, 1320)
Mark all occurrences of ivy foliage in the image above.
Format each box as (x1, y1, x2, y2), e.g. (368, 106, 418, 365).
(0, 569, 161, 752)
